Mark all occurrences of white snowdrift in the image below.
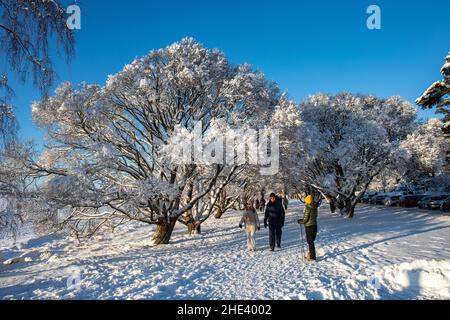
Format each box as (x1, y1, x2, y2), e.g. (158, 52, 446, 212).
(380, 260, 450, 299)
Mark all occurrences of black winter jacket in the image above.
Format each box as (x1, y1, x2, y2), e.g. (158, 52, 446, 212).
(264, 197, 285, 227)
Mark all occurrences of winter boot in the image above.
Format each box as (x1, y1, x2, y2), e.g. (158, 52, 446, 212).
(304, 254, 316, 262)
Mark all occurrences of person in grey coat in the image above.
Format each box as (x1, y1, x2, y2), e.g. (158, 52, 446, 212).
(239, 202, 261, 251)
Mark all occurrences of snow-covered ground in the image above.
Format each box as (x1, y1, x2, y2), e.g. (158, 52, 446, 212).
(1, 202, 449, 300)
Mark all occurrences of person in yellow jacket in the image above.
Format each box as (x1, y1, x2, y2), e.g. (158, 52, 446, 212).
(297, 195, 318, 261)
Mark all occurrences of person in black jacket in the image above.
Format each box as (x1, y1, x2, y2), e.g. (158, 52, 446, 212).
(264, 193, 286, 251)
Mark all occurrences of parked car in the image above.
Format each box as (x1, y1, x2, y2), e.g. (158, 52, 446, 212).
(440, 196, 450, 212)
(418, 195, 449, 210)
(384, 195, 400, 206)
(398, 195, 423, 208)
(370, 195, 388, 205)
(418, 196, 431, 209)
(361, 192, 378, 204)
(428, 195, 450, 210)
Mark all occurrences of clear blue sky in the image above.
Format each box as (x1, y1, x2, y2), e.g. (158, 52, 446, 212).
(9, 0, 450, 148)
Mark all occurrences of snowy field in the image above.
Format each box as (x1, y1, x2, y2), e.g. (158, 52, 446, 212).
(1, 202, 449, 300)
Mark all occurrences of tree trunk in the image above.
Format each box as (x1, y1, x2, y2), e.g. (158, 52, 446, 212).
(324, 195, 336, 213)
(336, 199, 345, 215)
(345, 198, 356, 218)
(347, 207, 355, 218)
(187, 221, 201, 234)
(181, 211, 202, 234)
(214, 207, 224, 219)
(329, 201, 337, 214)
(153, 218, 177, 245)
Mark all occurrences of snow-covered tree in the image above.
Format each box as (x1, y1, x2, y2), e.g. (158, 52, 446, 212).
(0, 0, 75, 95)
(177, 165, 243, 234)
(416, 52, 450, 166)
(416, 52, 450, 128)
(0, 196, 22, 241)
(0, 0, 75, 148)
(31, 38, 279, 244)
(0, 91, 17, 149)
(213, 183, 244, 219)
(396, 119, 448, 183)
(368, 118, 448, 192)
(0, 142, 34, 239)
(273, 93, 421, 217)
(1, 1, 75, 237)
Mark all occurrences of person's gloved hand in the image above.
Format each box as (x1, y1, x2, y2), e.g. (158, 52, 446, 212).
(239, 224, 243, 229)
(297, 219, 302, 224)
(264, 222, 268, 229)
(258, 226, 261, 231)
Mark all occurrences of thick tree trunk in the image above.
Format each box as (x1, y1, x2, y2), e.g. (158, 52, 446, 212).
(181, 211, 202, 234)
(214, 189, 227, 219)
(324, 195, 336, 213)
(153, 218, 177, 245)
(336, 199, 345, 215)
(214, 207, 224, 219)
(345, 198, 356, 218)
(329, 201, 337, 214)
(187, 221, 201, 234)
(347, 207, 355, 218)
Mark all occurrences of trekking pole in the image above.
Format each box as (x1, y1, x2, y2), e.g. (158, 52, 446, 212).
(299, 224, 306, 262)
(296, 198, 306, 263)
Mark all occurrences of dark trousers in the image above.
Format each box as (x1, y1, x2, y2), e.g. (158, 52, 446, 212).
(305, 225, 318, 260)
(269, 224, 283, 249)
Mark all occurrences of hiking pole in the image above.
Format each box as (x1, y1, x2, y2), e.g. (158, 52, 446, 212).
(299, 223, 306, 263)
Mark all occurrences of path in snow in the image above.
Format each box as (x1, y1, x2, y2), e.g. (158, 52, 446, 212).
(1, 203, 449, 299)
